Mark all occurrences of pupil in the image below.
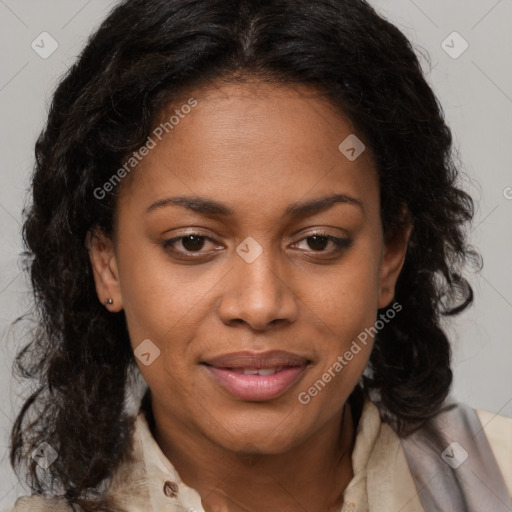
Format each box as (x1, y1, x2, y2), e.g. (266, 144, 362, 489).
(308, 235, 328, 251)
(182, 235, 205, 252)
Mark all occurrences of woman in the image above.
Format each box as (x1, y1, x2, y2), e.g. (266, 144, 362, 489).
(9, 0, 512, 511)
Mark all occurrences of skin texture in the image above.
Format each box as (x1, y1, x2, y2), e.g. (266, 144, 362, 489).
(89, 80, 412, 512)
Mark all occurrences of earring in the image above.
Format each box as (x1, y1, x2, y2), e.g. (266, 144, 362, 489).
(104, 298, 113, 306)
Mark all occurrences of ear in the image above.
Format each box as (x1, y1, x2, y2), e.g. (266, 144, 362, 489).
(377, 213, 413, 309)
(86, 228, 123, 312)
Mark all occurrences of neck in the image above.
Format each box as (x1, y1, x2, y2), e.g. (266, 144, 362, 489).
(150, 400, 356, 512)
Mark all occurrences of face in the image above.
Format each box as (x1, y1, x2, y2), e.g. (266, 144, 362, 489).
(89, 80, 411, 455)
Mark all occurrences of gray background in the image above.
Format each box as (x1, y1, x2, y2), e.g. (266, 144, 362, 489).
(1, 0, 511, 508)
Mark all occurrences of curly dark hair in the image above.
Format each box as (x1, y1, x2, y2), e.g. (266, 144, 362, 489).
(9, 0, 482, 510)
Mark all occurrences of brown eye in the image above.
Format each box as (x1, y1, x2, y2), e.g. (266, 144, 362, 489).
(179, 235, 207, 252)
(305, 235, 330, 251)
(295, 232, 353, 254)
(162, 233, 217, 257)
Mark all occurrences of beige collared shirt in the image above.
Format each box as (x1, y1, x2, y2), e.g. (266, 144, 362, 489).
(12, 395, 512, 512)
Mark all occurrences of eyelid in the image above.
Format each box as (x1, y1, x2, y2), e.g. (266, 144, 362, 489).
(291, 232, 353, 251)
(161, 229, 353, 258)
(161, 232, 218, 250)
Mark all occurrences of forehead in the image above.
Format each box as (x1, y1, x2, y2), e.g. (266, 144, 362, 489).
(118, 80, 379, 221)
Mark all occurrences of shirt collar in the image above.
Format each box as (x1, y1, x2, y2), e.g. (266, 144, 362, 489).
(106, 393, 408, 512)
(106, 407, 204, 512)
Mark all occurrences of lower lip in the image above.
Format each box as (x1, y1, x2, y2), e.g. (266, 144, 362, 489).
(202, 364, 308, 401)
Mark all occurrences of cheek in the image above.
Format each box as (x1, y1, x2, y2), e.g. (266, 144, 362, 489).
(299, 240, 382, 397)
(115, 237, 203, 341)
(307, 247, 382, 337)
(298, 286, 377, 413)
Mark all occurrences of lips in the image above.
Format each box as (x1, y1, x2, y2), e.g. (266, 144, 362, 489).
(201, 349, 311, 370)
(201, 350, 311, 401)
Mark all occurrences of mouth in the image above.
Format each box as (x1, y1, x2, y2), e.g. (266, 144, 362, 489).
(200, 350, 312, 401)
(209, 366, 293, 375)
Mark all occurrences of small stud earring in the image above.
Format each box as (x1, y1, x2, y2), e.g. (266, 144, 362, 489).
(104, 298, 113, 306)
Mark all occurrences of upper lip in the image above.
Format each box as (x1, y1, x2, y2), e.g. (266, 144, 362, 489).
(201, 350, 311, 369)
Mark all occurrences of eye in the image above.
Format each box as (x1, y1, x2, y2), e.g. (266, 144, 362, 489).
(293, 232, 353, 254)
(162, 231, 353, 260)
(162, 233, 220, 258)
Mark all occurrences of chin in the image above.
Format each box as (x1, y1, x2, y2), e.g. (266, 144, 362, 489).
(207, 417, 304, 455)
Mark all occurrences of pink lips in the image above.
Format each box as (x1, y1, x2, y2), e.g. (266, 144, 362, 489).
(201, 350, 310, 401)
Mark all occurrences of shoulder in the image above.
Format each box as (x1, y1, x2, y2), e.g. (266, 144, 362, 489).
(476, 407, 512, 494)
(11, 495, 73, 512)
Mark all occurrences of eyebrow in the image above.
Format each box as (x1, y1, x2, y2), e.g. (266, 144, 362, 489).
(146, 193, 364, 218)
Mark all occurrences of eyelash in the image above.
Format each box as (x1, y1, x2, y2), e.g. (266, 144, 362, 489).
(162, 231, 353, 259)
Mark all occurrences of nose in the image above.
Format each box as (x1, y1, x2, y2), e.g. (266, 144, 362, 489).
(217, 246, 299, 331)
